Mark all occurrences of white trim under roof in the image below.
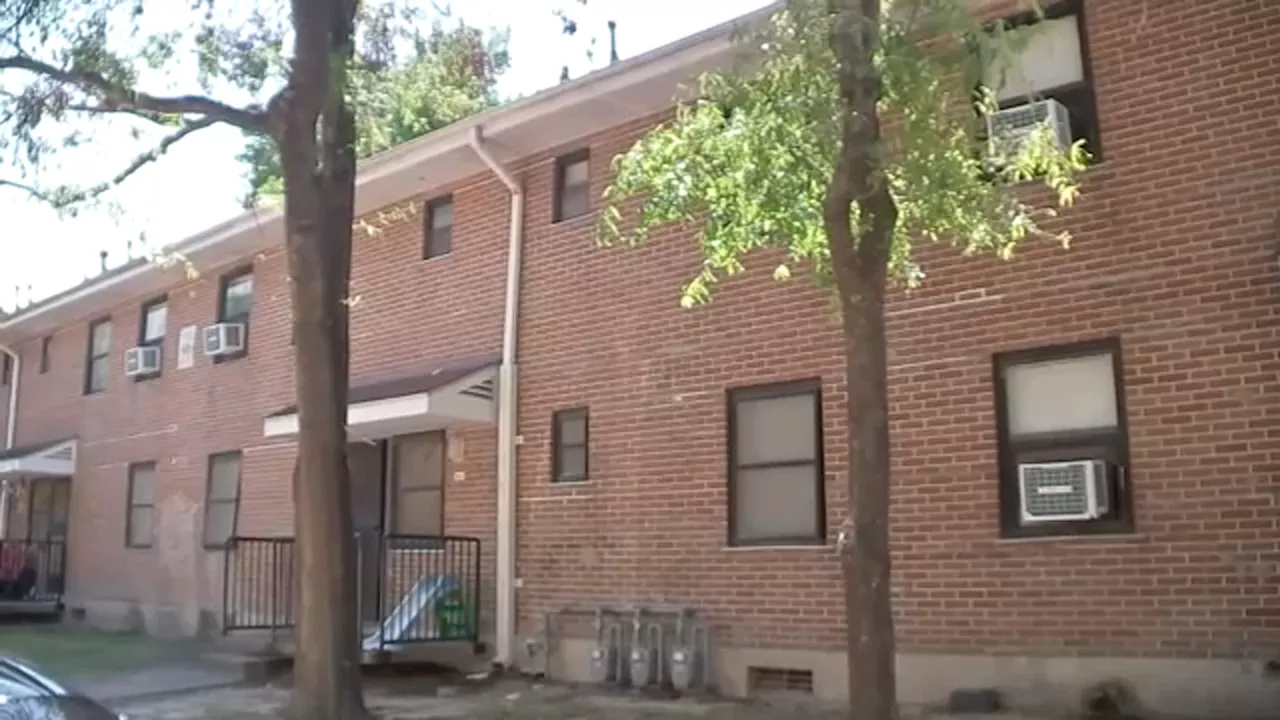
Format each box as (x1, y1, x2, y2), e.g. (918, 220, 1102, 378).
(0, 438, 77, 478)
(262, 365, 499, 441)
(0, 3, 778, 342)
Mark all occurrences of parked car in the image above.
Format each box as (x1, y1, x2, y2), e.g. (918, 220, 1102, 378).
(0, 657, 125, 720)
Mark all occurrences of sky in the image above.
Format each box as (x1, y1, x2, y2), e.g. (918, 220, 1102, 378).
(0, 0, 770, 312)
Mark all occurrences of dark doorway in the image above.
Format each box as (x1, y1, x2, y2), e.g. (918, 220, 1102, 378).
(347, 441, 385, 628)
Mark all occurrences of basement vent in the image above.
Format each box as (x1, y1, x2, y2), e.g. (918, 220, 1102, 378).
(747, 666, 814, 695)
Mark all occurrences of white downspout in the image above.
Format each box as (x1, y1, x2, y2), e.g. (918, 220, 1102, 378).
(468, 126, 523, 668)
(0, 344, 19, 538)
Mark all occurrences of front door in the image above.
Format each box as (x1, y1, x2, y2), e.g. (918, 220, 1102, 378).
(347, 441, 385, 626)
(388, 431, 446, 538)
(19, 477, 69, 595)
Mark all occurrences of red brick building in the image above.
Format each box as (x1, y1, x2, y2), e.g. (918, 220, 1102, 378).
(1, 1, 1278, 716)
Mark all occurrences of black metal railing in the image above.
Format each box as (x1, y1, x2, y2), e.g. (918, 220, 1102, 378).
(0, 539, 67, 605)
(222, 533, 481, 650)
(221, 536, 296, 631)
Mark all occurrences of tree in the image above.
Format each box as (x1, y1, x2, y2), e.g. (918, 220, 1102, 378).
(239, 18, 509, 208)
(597, 1, 1085, 718)
(0, 1, 499, 718)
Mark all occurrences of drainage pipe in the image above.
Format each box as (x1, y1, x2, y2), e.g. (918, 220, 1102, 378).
(0, 344, 18, 538)
(468, 126, 524, 668)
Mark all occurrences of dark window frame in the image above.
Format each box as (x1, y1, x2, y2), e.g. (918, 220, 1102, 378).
(552, 148, 591, 223)
(125, 461, 156, 549)
(551, 407, 590, 484)
(726, 378, 828, 547)
(134, 295, 168, 381)
(992, 337, 1133, 539)
(39, 336, 51, 374)
(214, 266, 253, 363)
(423, 194, 454, 260)
(202, 451, 243, 549)
(977, 0, 1103, 162)
(83, 317, 112, 395)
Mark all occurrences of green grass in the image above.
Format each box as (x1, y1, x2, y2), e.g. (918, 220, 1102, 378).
(0, 624, 195, 681)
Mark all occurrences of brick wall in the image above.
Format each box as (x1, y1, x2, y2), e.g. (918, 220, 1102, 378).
(0, 0, 1276, 662)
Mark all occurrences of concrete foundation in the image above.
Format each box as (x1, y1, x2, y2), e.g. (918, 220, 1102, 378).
(533, 636, 1280, 720)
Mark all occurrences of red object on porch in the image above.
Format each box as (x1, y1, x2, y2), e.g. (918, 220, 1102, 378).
(0, 543, 28, 580)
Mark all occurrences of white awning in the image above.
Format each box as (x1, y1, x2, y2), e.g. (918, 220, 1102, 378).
(263, 357, 499, 441)
(0, 438, 78, 478)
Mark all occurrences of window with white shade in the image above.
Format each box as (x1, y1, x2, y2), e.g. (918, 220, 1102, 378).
(994, 338, 1132, 537)
(135, 296, 167, 380)
(982, 0, 1101, 156)
(727, 379, 826, 546)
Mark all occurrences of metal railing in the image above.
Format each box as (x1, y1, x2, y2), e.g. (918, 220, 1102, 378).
(0, 538, 67, 605)
(222, 533, 481, 649)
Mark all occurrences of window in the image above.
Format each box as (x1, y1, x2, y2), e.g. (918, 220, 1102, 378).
(39, 336, 51, 374)
(551, 408, 589, 483)
(135, 296, 167, 380)
(982, 0, 1101, 157)
(390, 431, 445, 536)
(125, 462, 156, 548)
(216, 268, 253, 361)
(553, 149, 590, 222)
(203, 451, 242, 548)
(727, 379, 827, 546)
(994, 338, 1132, 538)
(0, 352, 10, 386)
(84, 318, 112, 394)
(424, 195, 453, 259)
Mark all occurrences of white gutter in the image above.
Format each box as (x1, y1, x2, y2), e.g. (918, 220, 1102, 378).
(0, 344, 19, 538)
(468, 126, 524, 669)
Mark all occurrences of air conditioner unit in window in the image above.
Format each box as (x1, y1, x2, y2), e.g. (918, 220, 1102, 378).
(202, 322, 245, 357)
(123, 346, 161, 377)
(986, 98, 1072, 163)
(1018, 459, 1110, 523)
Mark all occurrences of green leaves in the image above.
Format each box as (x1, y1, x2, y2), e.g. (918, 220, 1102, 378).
(598, 0, 1087, 305)
(238, 18, 510, 209)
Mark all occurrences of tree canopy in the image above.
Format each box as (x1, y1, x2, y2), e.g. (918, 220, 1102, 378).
(599, 0, 1087, 306)
(239, 19, 509, 208)
(0, 0, 507, 214)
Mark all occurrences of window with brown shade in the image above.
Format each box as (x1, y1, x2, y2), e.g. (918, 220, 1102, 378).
(553, 149, 590, 222)
(390, 431, 445, 536)
(727, 379, 826, 546)
(551, 407, 588, 484)
(424, 195, 453, 259)
(125, 462, 156, 548)
(994, 338, 1132, 538)
(203, 451, 242, 548)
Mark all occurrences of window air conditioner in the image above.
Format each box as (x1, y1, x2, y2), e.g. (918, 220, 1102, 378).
(202, 322, 246, 357)
(1017, 459, 1110, 523)
(986, 98, 1072, 162)
(123, 346, 162, 377)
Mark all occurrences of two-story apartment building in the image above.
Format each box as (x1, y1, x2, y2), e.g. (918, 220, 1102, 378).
(1, 0, 1278, 717)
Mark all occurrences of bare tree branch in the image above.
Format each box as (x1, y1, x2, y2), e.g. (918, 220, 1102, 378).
(0, 116, 218, 207)
(0, 177, 54, 203)
(0, 54, 270, 132)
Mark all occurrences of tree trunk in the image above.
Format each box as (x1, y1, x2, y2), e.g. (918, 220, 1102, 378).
(824, 1, 900, 718)
(279, 2, 364, 718)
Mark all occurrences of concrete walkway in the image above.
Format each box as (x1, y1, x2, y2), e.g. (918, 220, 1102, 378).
(79, 662, 246, 703)
(117, 678, 1067, 720)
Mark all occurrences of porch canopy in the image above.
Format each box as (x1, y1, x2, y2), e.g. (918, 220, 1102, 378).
(0, 438, 78, 479)
(262, 354, 500, 440)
